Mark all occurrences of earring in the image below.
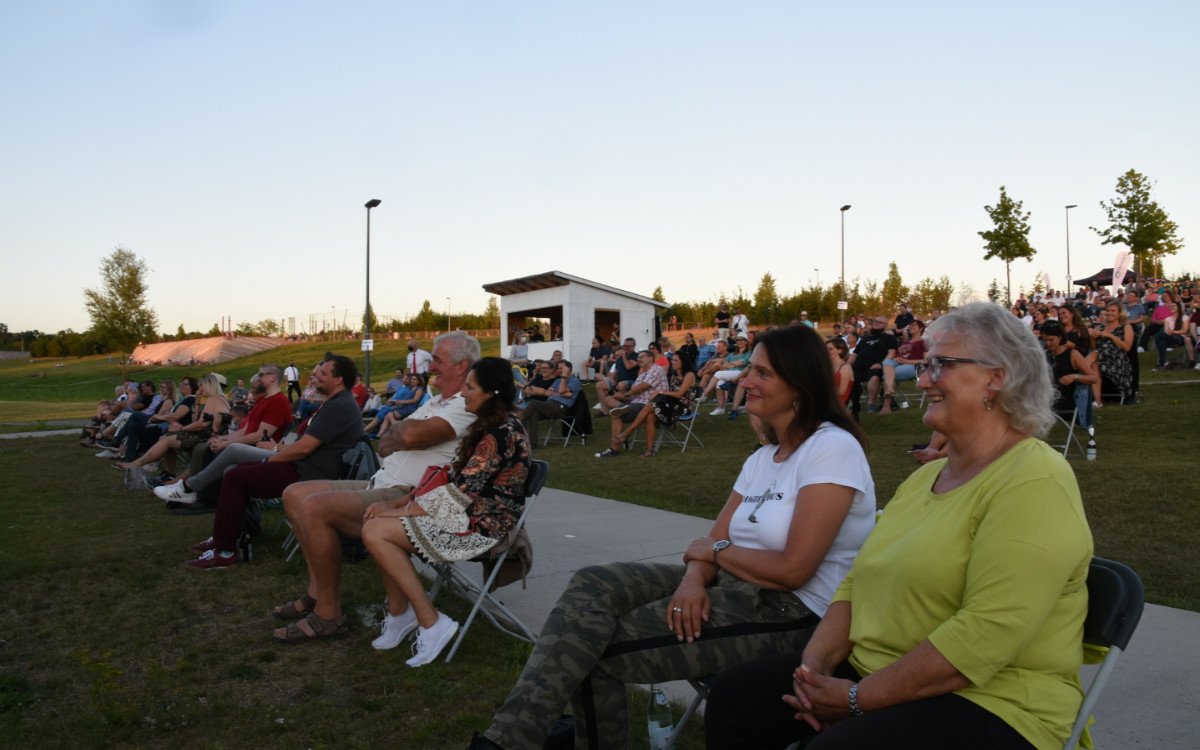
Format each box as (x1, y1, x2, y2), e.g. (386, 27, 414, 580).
(983, 396, 993, 411)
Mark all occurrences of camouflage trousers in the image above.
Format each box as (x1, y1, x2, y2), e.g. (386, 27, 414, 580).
(484, 561, 819, 750)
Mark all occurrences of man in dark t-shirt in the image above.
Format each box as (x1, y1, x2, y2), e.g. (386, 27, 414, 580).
(186, 355, 366, 569)
(715, 303, 731, 338)
(848, 316, 899, 419)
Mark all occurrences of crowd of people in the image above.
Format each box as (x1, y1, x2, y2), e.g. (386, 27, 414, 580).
(77, 284, 1194, 746)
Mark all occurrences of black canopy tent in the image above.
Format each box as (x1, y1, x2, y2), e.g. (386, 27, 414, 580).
(1073, 268, 1138, 288)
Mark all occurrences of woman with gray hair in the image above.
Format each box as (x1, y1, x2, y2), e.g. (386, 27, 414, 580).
(706, 302, 1093, 750)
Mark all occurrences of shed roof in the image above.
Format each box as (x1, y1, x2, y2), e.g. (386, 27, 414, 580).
(482, 271, 668, 308)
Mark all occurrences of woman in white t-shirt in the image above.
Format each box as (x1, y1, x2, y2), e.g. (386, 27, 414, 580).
(470, 326, 875, 750)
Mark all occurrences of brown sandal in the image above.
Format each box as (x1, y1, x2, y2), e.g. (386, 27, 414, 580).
(273, 612, 348, 643)
(272, 592, 317, 621)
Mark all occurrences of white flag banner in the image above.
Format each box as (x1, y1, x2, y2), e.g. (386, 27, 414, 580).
(1043, 272, 1052, 293)
(1113, 251, 1134, 292)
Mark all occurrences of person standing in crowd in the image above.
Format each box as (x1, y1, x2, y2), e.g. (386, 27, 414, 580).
(406, 340, 433, 377)
(284, 360, 301, 403)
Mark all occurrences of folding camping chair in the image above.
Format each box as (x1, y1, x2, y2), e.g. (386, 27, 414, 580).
(427, 459, 550, 663)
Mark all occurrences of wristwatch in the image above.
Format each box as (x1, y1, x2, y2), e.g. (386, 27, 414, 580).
(712, 539, 731, 565)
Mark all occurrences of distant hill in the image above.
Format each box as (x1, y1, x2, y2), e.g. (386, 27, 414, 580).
(130, 336, 299, 365)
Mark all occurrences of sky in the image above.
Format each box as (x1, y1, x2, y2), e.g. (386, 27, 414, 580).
(2, 0, 1197, 336)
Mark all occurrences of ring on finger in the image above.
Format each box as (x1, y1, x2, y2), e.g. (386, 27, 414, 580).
(672, 606, 683, 613)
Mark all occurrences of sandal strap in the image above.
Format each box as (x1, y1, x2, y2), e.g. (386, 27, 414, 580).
(275, 612, 348, 642)
(273, 592, 318, 620)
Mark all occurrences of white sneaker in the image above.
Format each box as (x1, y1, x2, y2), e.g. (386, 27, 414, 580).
(1138, 346, 1145, 353)
(709, 407, 725, 416)
(154, 481, 198, 504)
(372, 609, 418, 651)
(593, 402, 603, 411)
(405, 612, 459, 667)
(95, 448, 117, 458)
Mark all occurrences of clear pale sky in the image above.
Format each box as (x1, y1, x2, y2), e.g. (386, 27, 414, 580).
(2, 0, 1196, 336)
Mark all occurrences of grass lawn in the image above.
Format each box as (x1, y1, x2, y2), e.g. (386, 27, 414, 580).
(0, 347, 1196, 748)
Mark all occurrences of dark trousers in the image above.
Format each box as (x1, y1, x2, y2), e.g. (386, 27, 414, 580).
(705, 651, 1035, 750)
(212, 461, 301, 552)
(286, 381, 301, 403)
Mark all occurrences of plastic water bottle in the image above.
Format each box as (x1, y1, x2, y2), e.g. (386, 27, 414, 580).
(647, 686, 674, 749)
(1086, 427, 1097, 461)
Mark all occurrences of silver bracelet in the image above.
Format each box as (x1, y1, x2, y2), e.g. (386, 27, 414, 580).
(848, 683, 864, 717)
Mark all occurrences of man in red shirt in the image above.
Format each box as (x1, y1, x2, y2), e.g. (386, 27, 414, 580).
(154, 364, 294, 504)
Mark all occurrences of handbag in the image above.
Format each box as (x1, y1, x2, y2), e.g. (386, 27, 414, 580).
(413, 464, 452, 498)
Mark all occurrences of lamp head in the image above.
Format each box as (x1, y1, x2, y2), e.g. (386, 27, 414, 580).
(365, 199, 381, 209)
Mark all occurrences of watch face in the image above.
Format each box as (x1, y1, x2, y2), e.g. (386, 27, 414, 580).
(713, 540, 731, 551)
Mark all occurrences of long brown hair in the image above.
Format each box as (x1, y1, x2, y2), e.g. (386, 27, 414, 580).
(452, 357, 519, 474)
(755, 327, 867, 452)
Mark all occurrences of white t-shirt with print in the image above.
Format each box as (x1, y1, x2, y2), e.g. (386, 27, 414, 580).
(373, 393, 475, 489)
(730, 422, 875, 616)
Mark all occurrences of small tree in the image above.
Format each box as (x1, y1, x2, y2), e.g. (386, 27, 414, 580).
(1091, 169, 1184, 276)
(987, 279, 1002, 304)
(979, 186, 1035, 308)
(83, 246, 158, 354)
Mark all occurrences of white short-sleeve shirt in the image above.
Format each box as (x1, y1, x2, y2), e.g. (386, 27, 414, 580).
(372, 393, 475, 489)
(730, 423, 876, 616)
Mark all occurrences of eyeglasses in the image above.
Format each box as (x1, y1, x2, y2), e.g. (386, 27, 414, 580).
(915, 356, 997, 383)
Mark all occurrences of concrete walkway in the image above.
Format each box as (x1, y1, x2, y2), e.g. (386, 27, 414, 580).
(449, 487, 1196, 748)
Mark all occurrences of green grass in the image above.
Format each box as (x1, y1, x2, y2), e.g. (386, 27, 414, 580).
(0, 348, 1195, 748)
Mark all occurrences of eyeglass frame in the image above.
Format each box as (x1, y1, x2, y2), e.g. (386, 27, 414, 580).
(915, 355, 998, 383)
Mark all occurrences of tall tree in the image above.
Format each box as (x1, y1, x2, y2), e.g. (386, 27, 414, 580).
(880, 262, 911, 315)
(979, 186, 1035, 307)
(651, 286, 666, 302)
(1091, 169, 1183, 275)
(83, 246, 158, 354)
(484, 297, 500, 328)
(361, 303, 378, 335)
(752, 273, 780, 324)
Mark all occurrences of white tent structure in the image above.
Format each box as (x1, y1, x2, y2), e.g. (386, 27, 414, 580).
(482, 271, 669, 366)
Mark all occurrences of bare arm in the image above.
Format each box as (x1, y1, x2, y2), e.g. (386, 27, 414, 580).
(378, 416, 455, 458)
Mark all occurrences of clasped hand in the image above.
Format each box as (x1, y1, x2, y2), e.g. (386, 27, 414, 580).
(783, 664, 854, 732)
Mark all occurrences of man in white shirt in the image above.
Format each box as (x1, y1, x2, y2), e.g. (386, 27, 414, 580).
(284, 360, 301, 403)
(273, 332, 480, 640)
(406, 340, 433, 376)
(731, 308, 750, 337)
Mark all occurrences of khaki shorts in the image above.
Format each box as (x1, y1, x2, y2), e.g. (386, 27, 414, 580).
(326, 479, 413, 509)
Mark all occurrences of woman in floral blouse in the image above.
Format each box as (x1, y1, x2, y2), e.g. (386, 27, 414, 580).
(360, 357, 531, 666)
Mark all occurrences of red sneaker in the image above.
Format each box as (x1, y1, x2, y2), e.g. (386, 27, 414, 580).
(189, 536, 216, 553)
(186, 549, 238, 570)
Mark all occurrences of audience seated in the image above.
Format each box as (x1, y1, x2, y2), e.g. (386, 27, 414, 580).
(594, 338, 639, 416)
(848, 316, 898, 418)
(595, 349, 668, 458)
(270, 332, 479, 641)
(521, 360, 581, 443)
(184, 355, 366, 570)
(149, 367, 292, 501)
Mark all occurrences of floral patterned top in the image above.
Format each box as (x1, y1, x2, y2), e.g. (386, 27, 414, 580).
(456, 415, 532, 539)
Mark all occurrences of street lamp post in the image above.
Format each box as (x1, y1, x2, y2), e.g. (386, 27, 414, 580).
(364, 199, 381, 389)
(1065, 204, 1077, 292)
(839, 205, 851, 327)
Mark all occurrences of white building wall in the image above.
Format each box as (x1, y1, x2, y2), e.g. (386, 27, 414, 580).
(497, 282, 661, 368)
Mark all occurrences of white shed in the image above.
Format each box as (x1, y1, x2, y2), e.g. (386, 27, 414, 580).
(482, 271, 669, 366)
